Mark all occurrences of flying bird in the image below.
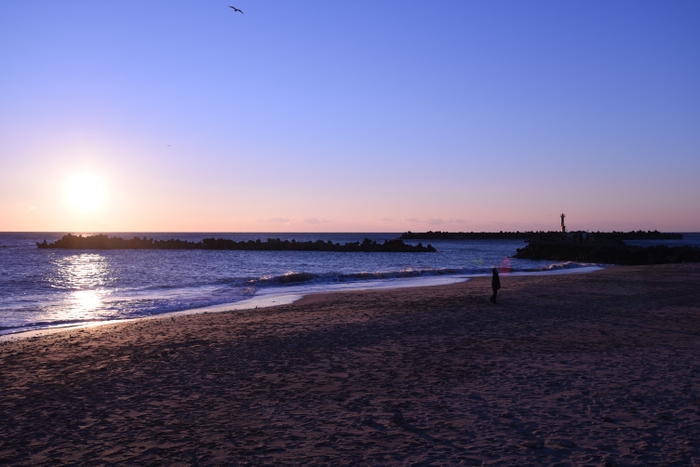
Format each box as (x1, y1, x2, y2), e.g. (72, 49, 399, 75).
(229, 6, 243, 14)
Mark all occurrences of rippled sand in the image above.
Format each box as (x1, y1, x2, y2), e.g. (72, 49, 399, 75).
(1, 264, 699, 466)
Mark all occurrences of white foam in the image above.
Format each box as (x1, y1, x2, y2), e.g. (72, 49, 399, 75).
(191, 275, 470, 314)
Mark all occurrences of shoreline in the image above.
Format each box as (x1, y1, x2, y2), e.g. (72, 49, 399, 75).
(0, 275, 470, 342)
(0, 266, 603, 341)
(1, 263, 699, 465)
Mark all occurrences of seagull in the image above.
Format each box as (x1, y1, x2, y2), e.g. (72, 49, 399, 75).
(229, 6, 243, 14)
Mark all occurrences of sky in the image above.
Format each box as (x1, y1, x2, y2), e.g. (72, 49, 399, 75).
(1, 1, 699, 233)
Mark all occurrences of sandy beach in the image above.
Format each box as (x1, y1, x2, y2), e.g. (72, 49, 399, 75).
(1, 264, 699, 466)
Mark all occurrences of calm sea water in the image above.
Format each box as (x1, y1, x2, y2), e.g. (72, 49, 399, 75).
(2, 232, 696, 336)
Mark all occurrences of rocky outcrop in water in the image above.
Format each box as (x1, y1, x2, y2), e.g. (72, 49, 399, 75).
(514, 240, 700, 265)
(36, 234, 437, 253)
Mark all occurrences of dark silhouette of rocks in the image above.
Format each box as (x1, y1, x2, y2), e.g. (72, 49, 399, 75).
(514, 239, 700, 265)
(36, 234, 437, 253)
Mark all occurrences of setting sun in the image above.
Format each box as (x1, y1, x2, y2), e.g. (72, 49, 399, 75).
(63, 173, 107, 213)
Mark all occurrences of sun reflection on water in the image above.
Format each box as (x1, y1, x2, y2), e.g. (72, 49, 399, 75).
(45, 253, 115, 321)
(51, 253, 113, 290)
(71, 290, 102, 313)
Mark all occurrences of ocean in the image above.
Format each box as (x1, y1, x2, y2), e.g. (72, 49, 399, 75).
(2, 232, 696, 337)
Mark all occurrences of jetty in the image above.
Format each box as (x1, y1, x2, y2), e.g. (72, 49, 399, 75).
(514, 239, 699, 265)
(36, 234, 437, 253)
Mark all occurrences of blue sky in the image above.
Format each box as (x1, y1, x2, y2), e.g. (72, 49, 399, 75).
(1, 1, 699, 232)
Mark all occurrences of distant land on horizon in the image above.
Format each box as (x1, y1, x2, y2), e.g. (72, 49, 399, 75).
(400, 230, 683, 241)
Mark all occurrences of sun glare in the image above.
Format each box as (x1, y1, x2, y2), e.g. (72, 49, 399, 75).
(63, 174, 107, 213)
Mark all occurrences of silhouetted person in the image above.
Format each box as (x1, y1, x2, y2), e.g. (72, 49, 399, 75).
(490, 268, 501, 304)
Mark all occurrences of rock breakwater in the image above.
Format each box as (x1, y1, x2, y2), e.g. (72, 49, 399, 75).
(36, 234, 437, 253)
(514, 240, 700, 265)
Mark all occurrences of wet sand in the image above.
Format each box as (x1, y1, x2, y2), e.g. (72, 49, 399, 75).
(1, 264, 699, 466)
